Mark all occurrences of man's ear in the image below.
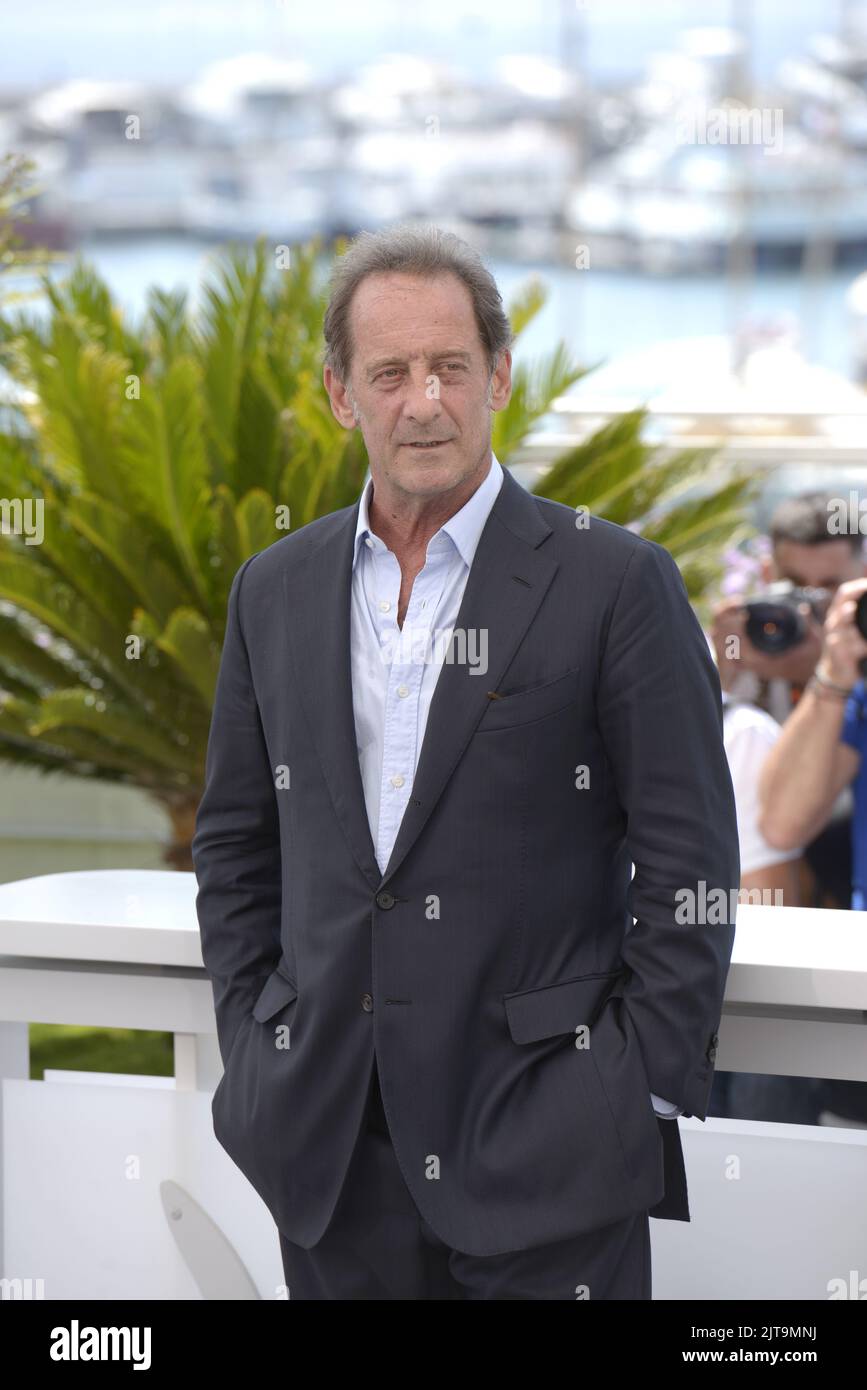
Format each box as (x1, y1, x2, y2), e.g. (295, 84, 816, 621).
(489, 348, 512, 413)
(323, 365, 358, 429)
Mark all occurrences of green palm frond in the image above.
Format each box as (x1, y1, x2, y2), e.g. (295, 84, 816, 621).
(530, 408, 758, 624)
(506, 275, 547, 340)
(493, 341, 590, 463)
(0, 153, 66, 308)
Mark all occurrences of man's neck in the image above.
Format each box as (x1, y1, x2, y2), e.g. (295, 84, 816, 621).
(367, 452, 492, 563)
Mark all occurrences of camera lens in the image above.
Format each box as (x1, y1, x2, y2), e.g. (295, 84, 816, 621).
(744, 602, 804, 655)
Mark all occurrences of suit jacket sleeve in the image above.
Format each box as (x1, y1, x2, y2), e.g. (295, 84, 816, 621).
(191, 555, 281, 1068)
(596, 537, 740, 1119)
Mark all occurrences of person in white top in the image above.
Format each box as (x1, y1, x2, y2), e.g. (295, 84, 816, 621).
(721, 689, 803, 899)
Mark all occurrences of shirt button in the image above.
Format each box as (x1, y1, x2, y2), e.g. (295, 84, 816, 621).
(361, 993, 374, 1012)
(397, 685, 409, 697)
(391, 774, 405, 788)
(379, 600, 390, 612)
(376, 891, 395, 909)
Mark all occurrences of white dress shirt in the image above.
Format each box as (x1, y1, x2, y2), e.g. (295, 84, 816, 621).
(349, 451, 681, 1119)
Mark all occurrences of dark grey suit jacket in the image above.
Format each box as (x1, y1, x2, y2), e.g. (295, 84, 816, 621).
(192, 463, 739, 1256)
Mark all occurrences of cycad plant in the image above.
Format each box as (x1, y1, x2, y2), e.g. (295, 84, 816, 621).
(0, 234, 756, 867)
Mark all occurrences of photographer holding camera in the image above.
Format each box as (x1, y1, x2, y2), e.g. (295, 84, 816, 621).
(758, 573, 867, 910)
(711, 492, 867, 911)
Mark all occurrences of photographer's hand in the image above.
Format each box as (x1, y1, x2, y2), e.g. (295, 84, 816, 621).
(756, 579, 867, 851)
(816, 578, 867, 690)
(710, 596, 750, 692)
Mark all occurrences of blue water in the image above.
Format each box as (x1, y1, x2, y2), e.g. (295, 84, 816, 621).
(73, 234, 867, 383)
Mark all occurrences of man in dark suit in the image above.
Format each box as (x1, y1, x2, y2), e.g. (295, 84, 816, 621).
(192, 224, 740, 1300)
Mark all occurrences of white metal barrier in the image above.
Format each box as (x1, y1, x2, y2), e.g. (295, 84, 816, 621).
(0, 870, 865, 1300)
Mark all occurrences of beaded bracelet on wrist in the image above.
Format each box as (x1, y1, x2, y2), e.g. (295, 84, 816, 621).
(808, 669, 855, 700)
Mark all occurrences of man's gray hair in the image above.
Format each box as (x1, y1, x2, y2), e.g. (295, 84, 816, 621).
(322, 222, 514, 387)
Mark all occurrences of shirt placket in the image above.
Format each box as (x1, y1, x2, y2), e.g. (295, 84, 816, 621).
(375, 538, 454, 871)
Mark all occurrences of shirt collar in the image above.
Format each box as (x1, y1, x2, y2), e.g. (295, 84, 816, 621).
(352, 452, 504, 572)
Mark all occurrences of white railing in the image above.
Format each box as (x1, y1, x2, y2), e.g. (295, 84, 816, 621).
(0, 867, 861, 1301)
(1, 871, 867, 1298)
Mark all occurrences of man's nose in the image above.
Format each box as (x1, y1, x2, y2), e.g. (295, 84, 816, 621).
(402, 371, 443, 421)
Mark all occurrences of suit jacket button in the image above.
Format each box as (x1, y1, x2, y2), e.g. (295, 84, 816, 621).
(361, 993, 374, 1012)
(376, 891, 395, 909)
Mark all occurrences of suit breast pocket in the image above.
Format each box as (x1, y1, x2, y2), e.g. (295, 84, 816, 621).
(475, 665, 582, 732)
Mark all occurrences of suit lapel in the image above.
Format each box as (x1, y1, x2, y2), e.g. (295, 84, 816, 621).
(284, 464, 558, 893)
(283, 512, 381, 890)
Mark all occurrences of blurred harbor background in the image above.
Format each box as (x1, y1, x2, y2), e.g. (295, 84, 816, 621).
(6, 3, 867, 372)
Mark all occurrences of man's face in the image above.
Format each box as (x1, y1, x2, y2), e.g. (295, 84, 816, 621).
(770, 538, 866, 596)
(323, 270, 511, 499)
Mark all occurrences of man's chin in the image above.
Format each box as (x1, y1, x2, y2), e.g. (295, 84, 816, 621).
(392, 447, 463, 482)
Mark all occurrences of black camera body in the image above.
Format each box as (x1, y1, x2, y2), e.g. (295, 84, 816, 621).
(743, 580, 867, 673)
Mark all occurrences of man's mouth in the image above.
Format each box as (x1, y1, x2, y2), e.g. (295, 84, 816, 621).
(405, 440, 450, 449)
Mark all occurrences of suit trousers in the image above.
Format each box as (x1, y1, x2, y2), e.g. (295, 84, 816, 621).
(277, 1059, 652, 1300)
